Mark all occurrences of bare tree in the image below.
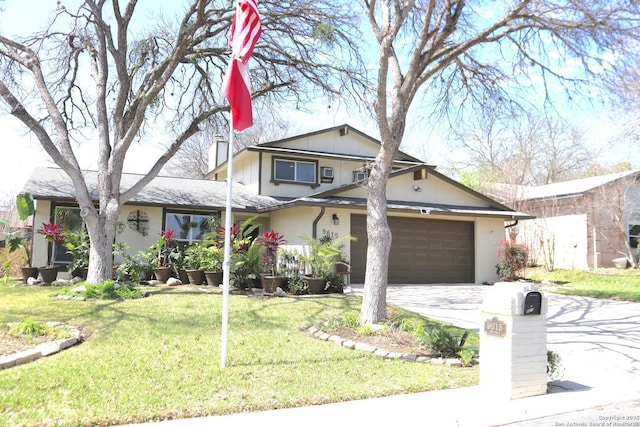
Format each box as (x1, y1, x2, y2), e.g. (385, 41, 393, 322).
(0, 1, 366, 283)
(359, 1, 640, 324)
(450, 111, 599, 189)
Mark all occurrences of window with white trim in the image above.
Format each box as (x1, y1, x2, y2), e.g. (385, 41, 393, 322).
(53, 206, 83, 264)
(273, 158, 317, 184)
(165, 212, 218, 244)
(629, 211, 640, 253)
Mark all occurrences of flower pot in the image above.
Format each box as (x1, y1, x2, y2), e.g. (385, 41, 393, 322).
(185, 269, 205, 285)
(305, 276, 327, 294)
(154, 266, 172, 283)
(261, 275, 284, 293)
(178, 269, 190, 284)
(39, 266, 59, 285)
(21, 267, 39, 284)
(205, 271, 223, 287)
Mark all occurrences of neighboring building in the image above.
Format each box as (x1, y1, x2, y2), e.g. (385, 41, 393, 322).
(21, 124, 531, 284)
(485, 170, 640, 270)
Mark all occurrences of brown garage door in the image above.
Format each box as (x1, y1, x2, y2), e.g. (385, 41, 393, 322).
(350, 214, 474, 284)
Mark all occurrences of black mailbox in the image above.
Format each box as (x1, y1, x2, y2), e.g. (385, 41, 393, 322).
(523, 291, 542, 315)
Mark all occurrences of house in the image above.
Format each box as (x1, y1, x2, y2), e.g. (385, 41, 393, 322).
(485, 170, 640, 270)
(21, 124, 531, 284)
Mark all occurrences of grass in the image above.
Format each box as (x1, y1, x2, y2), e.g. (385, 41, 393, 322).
(525, 268, 640, 302)
(0, 281, 478, 426)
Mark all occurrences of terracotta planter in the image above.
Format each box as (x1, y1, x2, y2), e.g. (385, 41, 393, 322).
(305, 276, 327, 294)
(261, 275, 285, 293)
(21, 267, 39, 284)
(154, 267, 172, 283)
(39, 266, 59, 285)
(205, 271, 223, 287)
(186, 269, 205, 285)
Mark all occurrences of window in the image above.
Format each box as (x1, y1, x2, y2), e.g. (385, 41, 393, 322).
(165, 212, 218, 244)
(629, 212, 640, 253)
(273, 158, 317, 184)
(53, 206, 83, 264)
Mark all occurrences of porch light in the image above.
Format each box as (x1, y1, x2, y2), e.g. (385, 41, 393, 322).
(332, 213, 339, 225)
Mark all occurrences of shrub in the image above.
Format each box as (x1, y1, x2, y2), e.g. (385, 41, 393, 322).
(356, 324, 374, 336)
(547, 350, 564, 380)
(61, 281, 143, 300)
(496, 239, 528, 281)
(457, 348, 474, 366)
(6, 318, 74, 343)
(342, 312, 359, 328)
(287, 275, 308, 295)
(420, 324, 469, 357)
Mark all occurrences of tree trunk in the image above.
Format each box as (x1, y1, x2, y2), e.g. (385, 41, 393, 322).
(85, 199, 120, 284)
(359, 135, 400, 324)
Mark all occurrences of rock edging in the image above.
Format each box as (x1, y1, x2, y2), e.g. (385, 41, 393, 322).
(304, 325, 465, 367)
(0, 322, 82, 370)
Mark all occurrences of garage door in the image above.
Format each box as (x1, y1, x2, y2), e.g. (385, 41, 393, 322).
(350, 214, 474, 284)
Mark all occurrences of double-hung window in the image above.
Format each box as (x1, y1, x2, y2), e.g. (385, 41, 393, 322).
(273, 158, 317, 185)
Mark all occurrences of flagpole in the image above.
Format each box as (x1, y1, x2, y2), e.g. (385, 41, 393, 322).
(221, 121, 235, 369)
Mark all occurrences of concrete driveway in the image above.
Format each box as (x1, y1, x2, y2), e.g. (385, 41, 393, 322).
(350, 283, 640, 397)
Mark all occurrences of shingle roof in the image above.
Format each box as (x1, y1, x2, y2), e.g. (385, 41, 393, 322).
(485, 170, 640, 202)
(21, 167, 282, 211)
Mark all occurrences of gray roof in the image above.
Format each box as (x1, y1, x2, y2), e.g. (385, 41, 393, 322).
(21, 167, 282, 212)
(22, 167, 530, 220)
(485, 170, 640, 202)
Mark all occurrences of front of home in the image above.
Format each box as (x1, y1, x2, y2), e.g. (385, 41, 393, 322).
(22, 124, 532, 284)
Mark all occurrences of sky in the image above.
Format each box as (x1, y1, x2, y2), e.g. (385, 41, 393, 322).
(0, 1, 634, 204)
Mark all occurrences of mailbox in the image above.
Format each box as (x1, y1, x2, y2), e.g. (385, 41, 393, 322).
(523, 291, 542, 315)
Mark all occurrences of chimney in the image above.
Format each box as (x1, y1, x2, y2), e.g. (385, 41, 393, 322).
(208, 134, 229, 171)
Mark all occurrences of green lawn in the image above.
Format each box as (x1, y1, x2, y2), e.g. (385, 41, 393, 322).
(0, 282, 478, 426)
(526, 268, 640, 302)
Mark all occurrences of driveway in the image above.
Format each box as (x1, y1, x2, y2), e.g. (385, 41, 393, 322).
(349, 283, 640, 396)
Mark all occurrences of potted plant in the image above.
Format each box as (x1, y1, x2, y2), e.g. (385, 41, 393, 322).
(183, 243, 209, 285)
(257, 230, 287, 293)
(203, 245, 224, 286)
(300, 234, 354, 294)
(36, 222, 65, 284)
(232, 239, 262, 289)
(62, 228, 90, 280)
(149, 229, 176, 283)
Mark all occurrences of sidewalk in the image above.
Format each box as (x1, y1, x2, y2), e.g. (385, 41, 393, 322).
(123, 284, 640, 427)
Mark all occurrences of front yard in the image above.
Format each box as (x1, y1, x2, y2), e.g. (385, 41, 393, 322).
(0, 281, 478, 426)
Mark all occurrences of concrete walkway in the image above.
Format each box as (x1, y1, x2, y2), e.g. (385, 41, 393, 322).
(124, 283, 640, 427)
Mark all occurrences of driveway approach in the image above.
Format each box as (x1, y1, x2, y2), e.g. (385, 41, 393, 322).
(350, 283, 640, 397)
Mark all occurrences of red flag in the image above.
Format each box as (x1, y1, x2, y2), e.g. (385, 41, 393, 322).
(223, 0, 262, 131)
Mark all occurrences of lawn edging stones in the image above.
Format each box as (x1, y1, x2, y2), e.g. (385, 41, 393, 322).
(0, 322, 82, 370)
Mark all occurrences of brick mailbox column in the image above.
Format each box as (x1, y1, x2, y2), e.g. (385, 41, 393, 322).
(480, 282, 548, 400)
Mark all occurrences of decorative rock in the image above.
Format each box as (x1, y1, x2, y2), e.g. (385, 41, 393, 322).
(113, 283, 121, 289)
(71, 276, 84, 284)
(430, 358, 446, 365)
(166, 278, 182, 286)
(27, 277, 38, 286)
(71, 285, 87, 294)
(342, 340, 356, 349)
(328, 335, 344, 345)
(57, 295, 72, 300)
(354, 342, 377, 353)
(446, 358, 463, 367)
(416, 355, 431, 363)
(318, 333, 330, 341)
(374, 349, 389, 357)
(387, 352, 403, 359)
(273, 287, 287, 297)
(401, 354, 418, 362)
(146, 280, 162, 286)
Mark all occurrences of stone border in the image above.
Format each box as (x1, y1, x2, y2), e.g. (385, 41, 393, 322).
(0, 322, 82, 370)
(304, 325, 465, 367)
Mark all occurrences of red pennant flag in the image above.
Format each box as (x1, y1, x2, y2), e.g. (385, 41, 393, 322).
(222, 0, 262, 131)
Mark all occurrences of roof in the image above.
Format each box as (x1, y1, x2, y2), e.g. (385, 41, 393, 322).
(21, 167, 530, 220)
(258, 124, 424, 163)
(266, 196, 533, 220)
(21, 167, 281, 212)
(487, 170, 640, 202)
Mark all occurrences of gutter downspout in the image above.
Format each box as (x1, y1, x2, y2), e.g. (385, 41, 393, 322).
(312, 207, 326, 239)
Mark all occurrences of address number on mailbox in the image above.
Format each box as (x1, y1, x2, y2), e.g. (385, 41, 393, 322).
(484, 317, 506, 337)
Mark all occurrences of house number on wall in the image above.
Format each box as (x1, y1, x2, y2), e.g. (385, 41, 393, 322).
(321, 228, 339, 239)
(484, 317, 506, 337)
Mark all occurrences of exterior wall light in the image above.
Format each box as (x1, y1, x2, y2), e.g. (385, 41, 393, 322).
(332, 213, 339, 225)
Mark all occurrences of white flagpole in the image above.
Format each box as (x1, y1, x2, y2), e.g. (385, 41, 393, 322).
(220, 122, 235, 369)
